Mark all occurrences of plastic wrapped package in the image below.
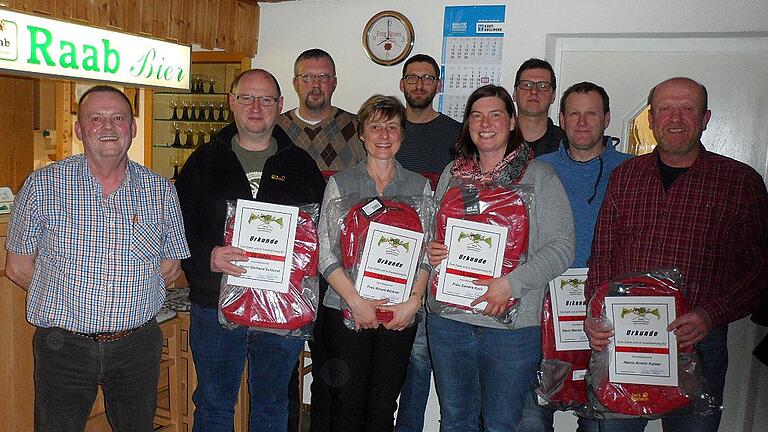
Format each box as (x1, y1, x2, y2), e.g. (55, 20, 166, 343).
(585, 269, 718, 419)
(218, 201, 320, 339)
(427, 178, 532, 325)
(535, 290, 592, 410)
(326, 195, 434, 330)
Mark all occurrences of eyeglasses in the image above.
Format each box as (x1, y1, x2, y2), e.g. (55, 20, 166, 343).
(403, 74, 437, 85)
(232, 94, 279, 106)
(517, 80, 553, 91)
(295, 73, 336, 83)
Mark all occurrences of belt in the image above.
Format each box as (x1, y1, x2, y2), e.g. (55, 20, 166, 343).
(70, 320, 151, 343)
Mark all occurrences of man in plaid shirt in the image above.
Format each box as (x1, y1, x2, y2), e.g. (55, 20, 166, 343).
(584, 77, 768, 432)
(5, 86, 190, 432)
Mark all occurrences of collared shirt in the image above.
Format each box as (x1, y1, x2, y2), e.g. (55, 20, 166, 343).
(586, 147, 768, 328)
(7, 155, 190, 333)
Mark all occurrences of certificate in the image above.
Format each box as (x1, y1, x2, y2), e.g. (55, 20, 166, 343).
(435, 218, 507, 309)
(226, 199, 298, 293)
(606, 296, 678, 386)
(354, 222, 425, 305)
(549, 268, 590, 351)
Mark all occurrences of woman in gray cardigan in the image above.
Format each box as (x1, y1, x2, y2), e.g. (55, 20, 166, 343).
(317, 95, 431, 432)
(426, 85, 575, 431)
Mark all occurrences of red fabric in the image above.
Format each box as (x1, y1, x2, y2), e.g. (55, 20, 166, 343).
(340, 199, 424, 323)
(540, 292, 591, 408)
(430, 185, 529, 309)
(590, 274, 692, 416)
(220, 210, 318, 329)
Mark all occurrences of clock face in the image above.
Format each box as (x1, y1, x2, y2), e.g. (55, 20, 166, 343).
(363, 11, 414, 66)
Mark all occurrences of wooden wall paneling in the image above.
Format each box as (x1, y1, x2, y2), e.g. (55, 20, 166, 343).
(106, 0, 127, 31)
(153, 0, 171, 40)
(71, 0, 94, 24)
(245, 2, 258, 57)
(0, 76, 35, 194)
(214, 0, 232, 51)
(93, 0, 109, 29)
(30, 0, 54, 15)
(202, 0, 219, 50)
(124, 0, 142, 34)
(144, 89, 153, 169)
(231, 1, 248, 55)
(55, 81, 74, 161)
(52, 0, 74, 20)
(139, 0, 154, 35)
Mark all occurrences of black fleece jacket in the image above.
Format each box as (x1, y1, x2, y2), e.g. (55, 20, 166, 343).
(174, 122, 326, 308)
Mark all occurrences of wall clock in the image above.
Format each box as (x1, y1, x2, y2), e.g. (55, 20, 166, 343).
(362, 10, 415, 66)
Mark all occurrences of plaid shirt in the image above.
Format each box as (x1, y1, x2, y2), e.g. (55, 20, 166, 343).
(6, 155, 190, 333)
(586, 147, 768, 328)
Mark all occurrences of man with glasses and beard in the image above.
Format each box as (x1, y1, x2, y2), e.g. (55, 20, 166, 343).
(278, 48, 364, 173)
(396, 54, 461, 180)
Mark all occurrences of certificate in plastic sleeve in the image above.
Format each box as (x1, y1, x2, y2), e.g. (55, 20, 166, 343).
(354, 222, 424, 305)
(435, 218, 507, 309)
(549, 268, 590, 351)
(606, 296, 678, 386)
(226, 199, 298, 293)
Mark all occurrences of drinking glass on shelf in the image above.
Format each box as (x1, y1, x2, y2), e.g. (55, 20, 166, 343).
(170, 122, 182, 147)
(169, 152, 181, 181)
(216, 102, 226, 122)
(208, 76, 217, 94)
(206, 102, 216, 121)
(190, 100, 199, 121)
(196, 127, 208, 147)
(180, 100, 190, 121)
(170, 99, 180, 120)
(184, 126, 195, 148)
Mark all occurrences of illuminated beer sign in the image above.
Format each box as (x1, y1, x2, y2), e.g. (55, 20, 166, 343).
(0, 8, 190, 90)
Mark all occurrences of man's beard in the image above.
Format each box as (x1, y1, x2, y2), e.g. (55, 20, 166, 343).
(405, 90, 436, 109)
(304, 91, 327, 111)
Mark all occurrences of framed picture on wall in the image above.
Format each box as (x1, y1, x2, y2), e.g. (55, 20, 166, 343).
(70, 83, 139, 117)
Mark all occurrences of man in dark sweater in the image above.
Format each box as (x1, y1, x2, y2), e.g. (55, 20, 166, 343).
(512, 58, 564, 157)
(175, 69, 325, 432)
(395, 54, 462, 182)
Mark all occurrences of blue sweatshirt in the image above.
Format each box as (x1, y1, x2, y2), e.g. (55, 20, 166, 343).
(538, 137, 633, 267)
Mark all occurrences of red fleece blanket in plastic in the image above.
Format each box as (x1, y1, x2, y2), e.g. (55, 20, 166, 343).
(340, 199, 424, 322)
(220, 209, 318, 330)
(430, 184, 529, 310)
(589, 272, 694, 416)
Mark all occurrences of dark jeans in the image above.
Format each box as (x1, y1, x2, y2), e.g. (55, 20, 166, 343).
(33, 321, 162, 432)
(190, 304, 304, 432)
(395, 312, 433, 432)
(323, 306, 417, 432)
(598, 325, 728, 432)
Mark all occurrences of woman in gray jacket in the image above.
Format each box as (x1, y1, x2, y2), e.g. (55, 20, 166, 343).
(426, 84, 574, 432)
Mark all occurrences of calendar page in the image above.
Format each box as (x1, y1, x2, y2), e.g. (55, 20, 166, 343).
(438, 5, 506, 122)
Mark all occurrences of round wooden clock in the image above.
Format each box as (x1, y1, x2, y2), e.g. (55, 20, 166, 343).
(362, 10, 415, 66)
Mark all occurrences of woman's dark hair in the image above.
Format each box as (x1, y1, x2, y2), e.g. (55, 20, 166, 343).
(452, 84, 524, 160)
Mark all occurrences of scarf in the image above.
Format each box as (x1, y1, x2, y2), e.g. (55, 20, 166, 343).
(451, 141, 532, 184)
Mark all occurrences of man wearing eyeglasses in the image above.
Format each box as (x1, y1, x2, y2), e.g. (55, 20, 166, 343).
(174, 69, 326, 432)
(396, 54, 461, 181)
(278, 48, 364, 172)
(513, 58, 564, 157)
(392, 53, 461, 432)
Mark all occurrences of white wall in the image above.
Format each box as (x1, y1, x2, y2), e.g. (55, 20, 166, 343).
(254, 0, 768, 115)
(254, 1, 768, 431)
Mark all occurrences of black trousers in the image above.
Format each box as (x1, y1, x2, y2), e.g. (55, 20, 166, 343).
(323, 306, 417, 432)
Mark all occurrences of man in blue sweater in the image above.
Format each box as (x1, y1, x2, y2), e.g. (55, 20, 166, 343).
(518, 81, 632, 432)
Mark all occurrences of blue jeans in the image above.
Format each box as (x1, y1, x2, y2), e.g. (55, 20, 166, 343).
(597, 326, 728, 432)
(33, 321, 162, 432)
(428, 313, 541, 432)
(517, 390, 599, 432)
(190, 304, 304, 432)
(395, 311, 433, 432)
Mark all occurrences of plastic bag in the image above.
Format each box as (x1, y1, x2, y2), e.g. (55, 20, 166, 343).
(536, 287, 592, 410)
(327, 195, 434, 330)
(218, 200, 320, 339)
(585, 268, 718, 419)
(427, 178, 532, 326)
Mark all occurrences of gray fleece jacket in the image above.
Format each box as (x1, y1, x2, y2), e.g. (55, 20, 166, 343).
(426, 159, 575, 329)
